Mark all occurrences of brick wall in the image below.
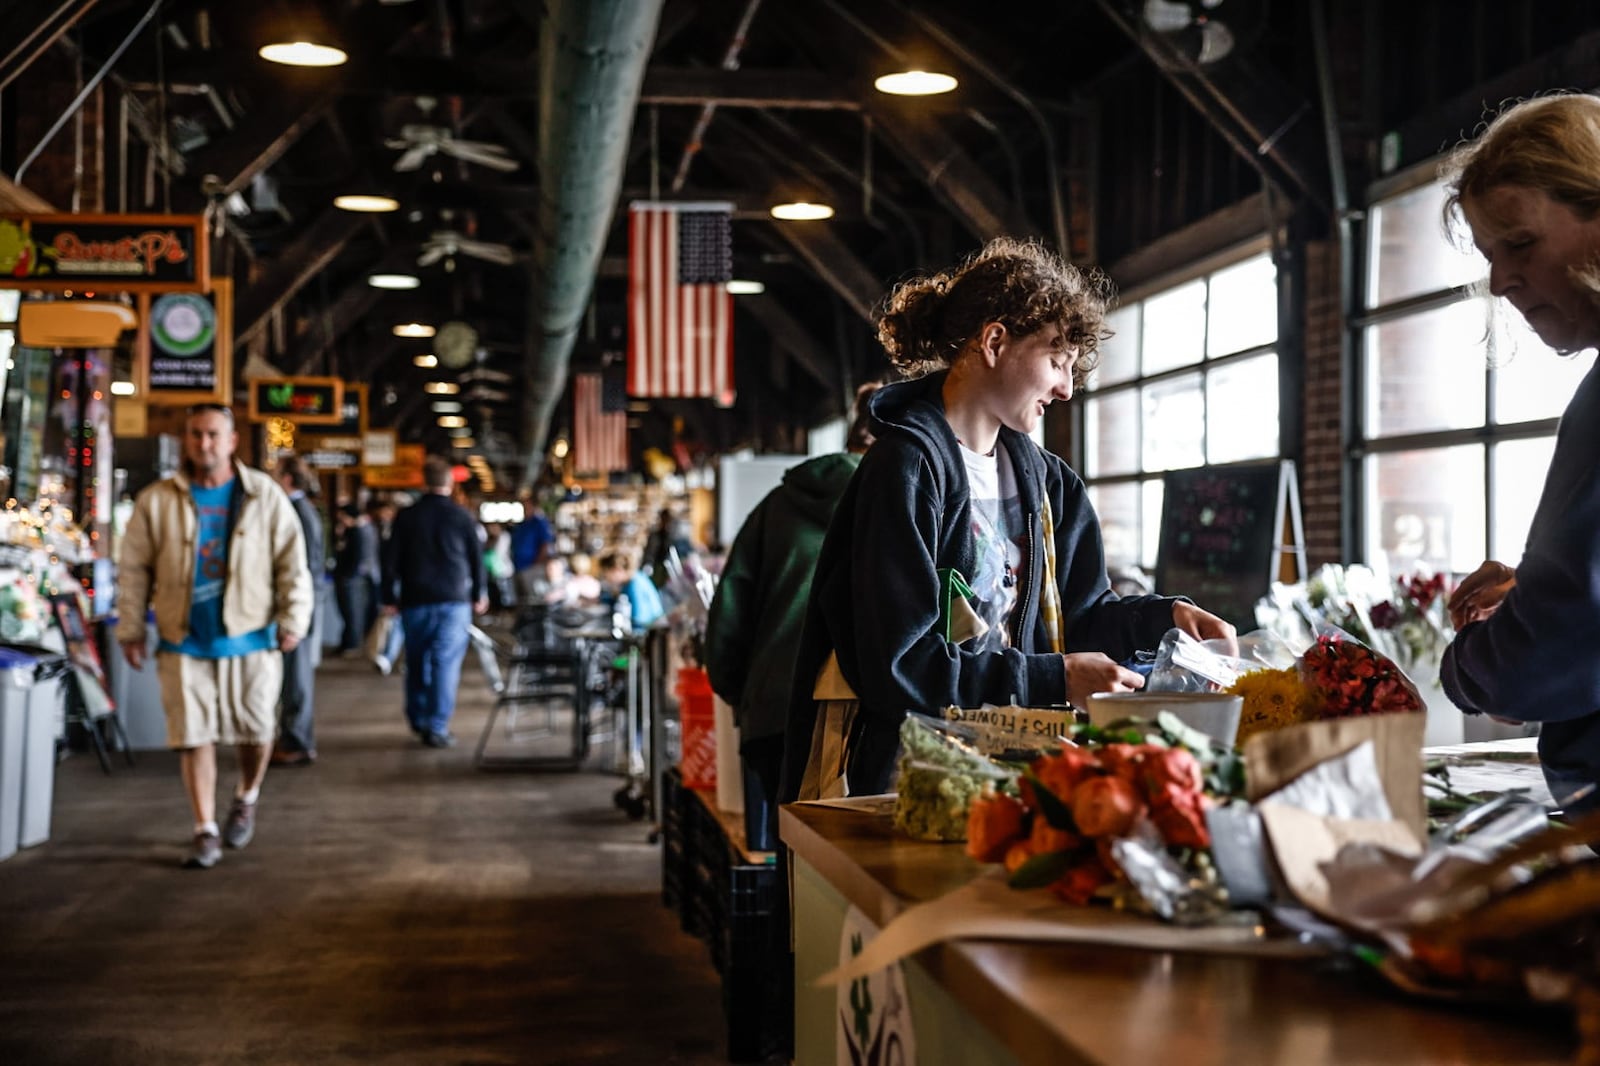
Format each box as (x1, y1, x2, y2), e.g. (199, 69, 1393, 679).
(1301, 238, 1345, 567)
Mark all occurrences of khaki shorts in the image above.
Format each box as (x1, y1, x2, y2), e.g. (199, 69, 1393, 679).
(156, 649, 282, 749)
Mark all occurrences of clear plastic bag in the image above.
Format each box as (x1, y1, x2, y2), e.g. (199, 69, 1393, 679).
(1145, 627, 1299, 693)
(892, 712, 1015, 842)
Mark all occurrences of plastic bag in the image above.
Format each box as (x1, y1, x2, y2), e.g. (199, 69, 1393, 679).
(892, 712, 1013, 842)
(1145, 627, 1299, 693)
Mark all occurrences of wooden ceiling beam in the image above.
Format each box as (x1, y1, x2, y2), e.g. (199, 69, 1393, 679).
(234, 208, 371, 352)
(737, 293, 837, 392)
(0, 0, 100, 93)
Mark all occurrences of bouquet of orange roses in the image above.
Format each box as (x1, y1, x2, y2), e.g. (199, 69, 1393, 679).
(964, 715, 1241, 922)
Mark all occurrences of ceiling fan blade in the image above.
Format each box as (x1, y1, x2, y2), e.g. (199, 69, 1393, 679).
(1143, 0, 1194, 32)
(382, 137, 410, 151)
(459, 239, 517, 264)
(451, 138, 513, 157)
(417, 245, 447, 267)
(444, 143, 520, 172)
(1197, 20, 1235, 63)
(394, 144, 432, 172)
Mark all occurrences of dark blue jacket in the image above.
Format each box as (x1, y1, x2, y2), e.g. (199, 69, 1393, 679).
(778, 372, 1184, 798)
(1442, 361, 1600, 821)
(381, 493, 485, 609)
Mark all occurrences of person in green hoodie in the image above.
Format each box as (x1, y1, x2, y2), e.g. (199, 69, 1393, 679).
(705, 383, 881, 811)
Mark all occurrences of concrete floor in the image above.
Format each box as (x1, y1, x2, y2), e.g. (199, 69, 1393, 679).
(0, 652, 728, 1065)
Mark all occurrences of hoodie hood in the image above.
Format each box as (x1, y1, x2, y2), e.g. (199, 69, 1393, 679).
(781, 452, 862, 525)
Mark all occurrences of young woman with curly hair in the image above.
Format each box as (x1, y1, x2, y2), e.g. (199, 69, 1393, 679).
(780, 238, 1235, 799)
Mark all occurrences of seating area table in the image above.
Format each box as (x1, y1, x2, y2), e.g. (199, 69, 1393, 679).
(781, 801, 1572, 1066)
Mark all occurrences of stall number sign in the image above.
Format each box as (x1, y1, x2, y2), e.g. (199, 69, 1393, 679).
(147, 292, 218, 392)
(0, 213, 207, 291)
(249, 377, 343, 424)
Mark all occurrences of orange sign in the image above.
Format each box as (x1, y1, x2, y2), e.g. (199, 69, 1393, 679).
(364, 443, 426, 489)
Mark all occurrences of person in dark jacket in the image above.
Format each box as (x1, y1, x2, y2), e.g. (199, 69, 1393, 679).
(780, 238, 1235, 800)
(1440, 93, 1600, 823)
(332, 503, 381, 656)
(272, 455, 323, 766)
(380, 457, 487, 748)
(705, 383, 881, 809)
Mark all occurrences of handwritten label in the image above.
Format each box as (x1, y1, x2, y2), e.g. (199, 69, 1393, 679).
(941, 705, 1075, 754)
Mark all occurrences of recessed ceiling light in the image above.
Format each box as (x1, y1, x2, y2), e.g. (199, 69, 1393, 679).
(368, 273, 420, 290)
(259, 41, 348, 67)
(335, 194, 399, 213)
(770, 201, 834, 221)
(874, 70, 958, 96)
(412, 353, 438, 368)
(393, 322, 436, 338)
(726, 279, 765, 295)
(424, 381, 459, 395)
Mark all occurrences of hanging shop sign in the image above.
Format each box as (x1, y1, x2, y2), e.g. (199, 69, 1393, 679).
(247, 376, 344, 425)
(0, 213, 208, 292)
(364, 443, 426, 489)
(136, 278, 232, 406)
(329, 383, 367, 435)
(362, 429, 396, 467)
(298, 435, 364, 471)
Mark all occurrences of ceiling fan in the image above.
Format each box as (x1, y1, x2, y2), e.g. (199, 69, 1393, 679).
(1142, 0, 1238, 65)
(385, 124, 519, 173)
(418, 229, 518, 268)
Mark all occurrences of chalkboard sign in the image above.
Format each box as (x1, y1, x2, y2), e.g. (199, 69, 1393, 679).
(1153, 461, 1303, 631)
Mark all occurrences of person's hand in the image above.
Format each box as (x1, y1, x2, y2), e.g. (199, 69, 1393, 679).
(121, 640, 145, 670)
(1063, 652, 1145, 709)
(278, 632, 301, 653)
(1448, 561, 1515, 630)
(473, 596, 489, 616)
(1171, 601, 1239, 656)
(381, 604, 399, 618)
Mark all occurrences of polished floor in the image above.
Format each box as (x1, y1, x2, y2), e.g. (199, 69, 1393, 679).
(0, 649, 727, 1065)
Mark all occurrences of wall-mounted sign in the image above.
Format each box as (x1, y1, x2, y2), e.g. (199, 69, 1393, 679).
(248, 376, 344, 425)
(299, 435, 364, 471)
(362, 429, 396, 467)
(0, 213, 208, 292)
(329, 383, 367, 435)
(364, 443, 425, 489)
(136, 278, 232, 405)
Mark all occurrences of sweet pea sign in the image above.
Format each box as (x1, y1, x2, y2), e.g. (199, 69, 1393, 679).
(0, 214, 208, 292)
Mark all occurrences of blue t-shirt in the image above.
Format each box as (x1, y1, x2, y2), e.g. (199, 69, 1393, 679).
(159, 480, 276, 659)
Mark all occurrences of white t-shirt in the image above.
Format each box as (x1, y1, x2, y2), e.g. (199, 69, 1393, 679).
(960, 442, 1026, 650)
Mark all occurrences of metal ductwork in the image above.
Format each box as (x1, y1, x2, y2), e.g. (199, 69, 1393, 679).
(520, 0, 665, 485)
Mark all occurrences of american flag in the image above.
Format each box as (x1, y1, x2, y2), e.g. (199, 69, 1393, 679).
(627, 202, 734, 400)
(572, 372, 628, 474)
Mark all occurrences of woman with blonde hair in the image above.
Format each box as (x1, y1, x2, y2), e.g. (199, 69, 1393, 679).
(780, 238, 1235, 799)
(1441, 92, 1600, 821)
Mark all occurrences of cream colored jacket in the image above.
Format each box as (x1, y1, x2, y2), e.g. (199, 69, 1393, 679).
(115, 462, 313, 648)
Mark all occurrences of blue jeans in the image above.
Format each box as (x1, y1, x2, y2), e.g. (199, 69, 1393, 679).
(400, 602, 472, 736)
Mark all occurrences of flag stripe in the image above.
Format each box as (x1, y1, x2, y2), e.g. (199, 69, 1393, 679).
(626, 203, 734, 399)
(573, 373, 627, 474)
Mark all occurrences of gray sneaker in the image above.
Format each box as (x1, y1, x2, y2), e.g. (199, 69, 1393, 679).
(222, 799, 257, 849)
(183, 831, 222, 869)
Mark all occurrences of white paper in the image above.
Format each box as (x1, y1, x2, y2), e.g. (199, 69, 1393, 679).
(1265, 739, 1394, 822)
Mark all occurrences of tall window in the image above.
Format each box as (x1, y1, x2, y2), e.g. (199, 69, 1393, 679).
(1359, 177, 1589, 576)
(1080, 250, 1281, 571)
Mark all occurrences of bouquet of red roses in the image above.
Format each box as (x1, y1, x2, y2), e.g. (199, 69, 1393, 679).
(1298, 629, 1423, 719)
(965, 718, 1234, 917)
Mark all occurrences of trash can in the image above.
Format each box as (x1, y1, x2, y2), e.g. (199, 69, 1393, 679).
(0, 645, 66, 858)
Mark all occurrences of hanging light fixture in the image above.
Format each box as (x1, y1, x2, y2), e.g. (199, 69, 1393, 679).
(412, 353, 438, 368)
(334, 194, 399, 213)
(769, 201, 834, 221)
(368, 273, 420, 290)
(874, 69, 958, 96)
(725, 279, 765, 295)
(393, 322, 436, 338)
(259, 8, 348, 67)
(437, 415, 468, 429)
(424, 381, 459, 395)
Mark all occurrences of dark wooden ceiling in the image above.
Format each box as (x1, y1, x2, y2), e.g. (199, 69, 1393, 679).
(4, 0, 1598, 487)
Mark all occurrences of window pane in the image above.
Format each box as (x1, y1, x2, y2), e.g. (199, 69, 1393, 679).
(1364, 301, 1486, 437)
(1084, 389, 1139, 478)
(1142, 372, 1204, 471)
(1089, 482, 1140, 571)
(1142, 477, 1164, 570)
(1093, 306, 1140, 388)
(1140, 280, 1206, 375)
(1492, 305, 1595, 423)
(1491, 437, 1556, 566)
(1366, 180, 1485, 307)
(1206, 353, 1279, 464)
(1366, 446, 1485, 576)
(1206, 255, 1277, 357)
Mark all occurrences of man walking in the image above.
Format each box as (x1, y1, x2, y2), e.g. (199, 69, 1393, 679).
(116, 405, 312, 869)
(271, 455, 323, 767)
(380, 457, 486, 748)
(332, 502, 380, 657)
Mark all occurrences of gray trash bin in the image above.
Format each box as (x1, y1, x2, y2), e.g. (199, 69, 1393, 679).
(0, 646, 65, 858)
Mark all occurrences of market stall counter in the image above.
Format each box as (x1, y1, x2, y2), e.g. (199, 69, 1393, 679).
(781, 800, 1572, 1066)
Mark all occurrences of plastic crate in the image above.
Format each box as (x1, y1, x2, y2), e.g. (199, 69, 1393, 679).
(660, 768, 686, 912)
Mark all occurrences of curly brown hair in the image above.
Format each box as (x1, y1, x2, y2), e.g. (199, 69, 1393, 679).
(875, 237, 1112, 387)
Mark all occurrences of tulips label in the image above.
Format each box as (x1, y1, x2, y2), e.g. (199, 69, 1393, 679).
(941, 705, 1075, 755)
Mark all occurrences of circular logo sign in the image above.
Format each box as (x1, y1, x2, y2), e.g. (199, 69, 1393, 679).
(150, 293, 215, 357)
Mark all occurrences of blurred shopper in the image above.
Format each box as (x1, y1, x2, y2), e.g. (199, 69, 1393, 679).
(598, 551, 665, 631)
(484, 522, 515, 611)
(565, 553, 603, 606)
(510, 500, 555, 605)
(332, 503, 380, 658)
(116, 405, 312, 868)
(1440, 93, 1600, 821)
(381, 457, 487, 748)
(706, 384, 881, 808)
(369, 496, 405, 674)
(780, 238, 1235, 800)
(271, 455, 324, 767)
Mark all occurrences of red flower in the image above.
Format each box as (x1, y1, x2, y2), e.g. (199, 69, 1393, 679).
(1049, 856, 1112, 905)
(1150, 789, 1212, 849)
(1141, 747, 1203, 797)
(1029, 813, 1081, 855)
(1072, 775, 1145, 839)
(965, 791, 1027, 862)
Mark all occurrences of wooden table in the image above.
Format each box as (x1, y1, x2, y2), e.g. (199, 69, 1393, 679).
(782, 802, 1573, 1066)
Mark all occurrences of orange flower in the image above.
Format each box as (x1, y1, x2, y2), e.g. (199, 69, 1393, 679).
(1149, 788, 1212, 849)
(1003, 840, 1035, 875)
(1072, 775, 1145, 839)
(1032, 747, 1098, 801)
(1049, 856, 1112, 906)
(1141, 747, 1203, 798)
(965, 791, 1027, 862)
(1029, 813, 1080, 855)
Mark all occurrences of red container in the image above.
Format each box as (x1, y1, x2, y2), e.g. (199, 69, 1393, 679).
(676, 667, 717, 791)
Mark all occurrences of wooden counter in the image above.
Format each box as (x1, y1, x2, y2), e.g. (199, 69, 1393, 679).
(781, 802, 1573, 1066)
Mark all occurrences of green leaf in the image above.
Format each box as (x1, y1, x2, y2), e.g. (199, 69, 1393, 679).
(1007, 848, 1076, 889)
(1022, 769, 1078, 831)
(1156, 709, 1215, 754)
